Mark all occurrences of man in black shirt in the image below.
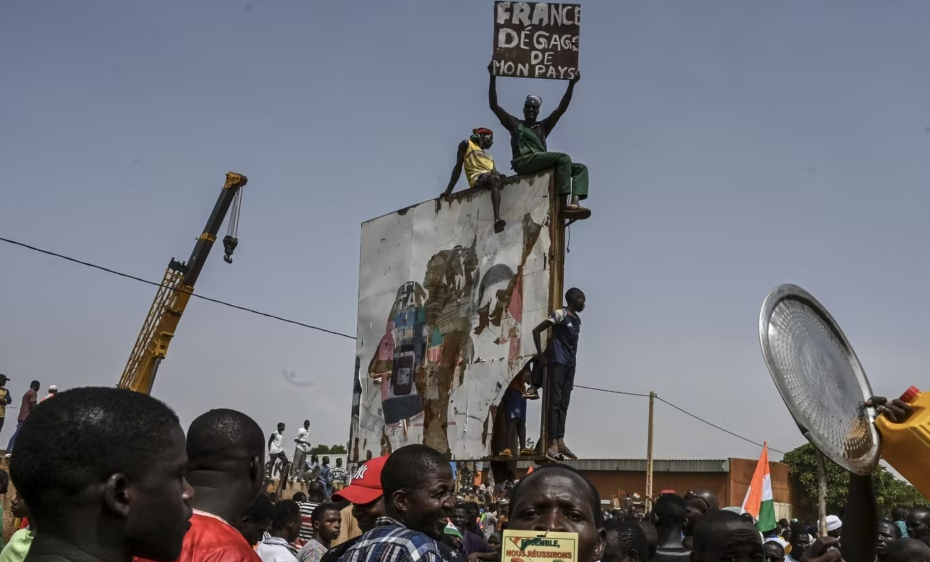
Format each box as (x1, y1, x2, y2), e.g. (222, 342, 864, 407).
(653, 494, 690, 562)
(691, 511, 764, 562)
(528, 287, 585, 461)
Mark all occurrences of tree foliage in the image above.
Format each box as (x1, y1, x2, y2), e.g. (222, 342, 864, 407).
(311, 444, 348, 454)
(782, 443, 929, 518)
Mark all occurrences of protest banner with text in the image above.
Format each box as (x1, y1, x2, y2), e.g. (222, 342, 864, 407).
(501, 530, 579, 562)
(492, 2, 580, 80)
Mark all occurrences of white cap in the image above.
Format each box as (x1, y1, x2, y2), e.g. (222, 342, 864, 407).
(48, 385, 58, 391)
(765, 537, 789, 549)
(826, 515, 842, 532)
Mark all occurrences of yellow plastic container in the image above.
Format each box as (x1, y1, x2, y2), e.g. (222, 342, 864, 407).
(875, 386, 930, 498)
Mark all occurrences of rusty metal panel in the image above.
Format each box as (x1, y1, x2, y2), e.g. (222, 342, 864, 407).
(492, 2, 580, 80)
(351, 171, 554, 462)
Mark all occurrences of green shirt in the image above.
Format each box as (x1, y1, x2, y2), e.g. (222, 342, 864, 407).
(0, 529, 32, 562)
(500, 111, 551, 160)
(514, 121, 548, 158)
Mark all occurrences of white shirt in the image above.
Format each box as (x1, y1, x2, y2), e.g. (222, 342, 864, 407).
(270, 431, 284, 455)
(296, 427, 311, 453)
(258, 537, 298, 562)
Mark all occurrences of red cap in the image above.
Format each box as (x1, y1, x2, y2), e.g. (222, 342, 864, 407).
(333, 456, 387, 505)
(900, 386, 922, 404)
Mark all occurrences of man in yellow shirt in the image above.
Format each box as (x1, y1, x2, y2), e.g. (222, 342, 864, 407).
(0, 375, 12, 434)
(442, 128, 507, 233)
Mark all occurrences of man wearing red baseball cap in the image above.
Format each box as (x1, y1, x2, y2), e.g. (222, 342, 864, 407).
(320, 457, 388, 562)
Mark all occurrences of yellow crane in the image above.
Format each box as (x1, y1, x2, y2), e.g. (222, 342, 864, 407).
(118, 172, 247, 394)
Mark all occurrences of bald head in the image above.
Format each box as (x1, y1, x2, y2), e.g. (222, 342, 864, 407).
(686, 488, 720, 511)
(187, 409, 264, 468)
(889, 538, 930, 562)
(184, 408, 265, 524)
(907, 509, 930, 539)
(307, 480, 326, 502)
(693, 511, 762, 562)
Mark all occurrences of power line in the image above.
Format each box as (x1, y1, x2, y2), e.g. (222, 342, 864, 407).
(574, 384, 650, 398)
(0, 236, 357, 340)
(574, 383, 785, 454)
(655, 395, 786, 455)
(2, 235, 786, 453)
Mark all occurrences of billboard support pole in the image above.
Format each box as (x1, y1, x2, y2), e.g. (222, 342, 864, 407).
(543, 171, 565, 458)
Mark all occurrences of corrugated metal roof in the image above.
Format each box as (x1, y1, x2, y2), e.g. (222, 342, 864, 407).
(515, 458, 730, 473)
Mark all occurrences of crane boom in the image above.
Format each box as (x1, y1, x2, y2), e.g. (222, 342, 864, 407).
(118, 172, 248, 394)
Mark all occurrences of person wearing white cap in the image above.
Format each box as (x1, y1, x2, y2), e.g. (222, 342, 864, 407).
(826, 515, 842, 538)
(763, 537, 787, 562)
(40, 385, 58, 403)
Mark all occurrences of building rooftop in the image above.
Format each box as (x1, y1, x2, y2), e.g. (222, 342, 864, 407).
(515, 458, 731, 472)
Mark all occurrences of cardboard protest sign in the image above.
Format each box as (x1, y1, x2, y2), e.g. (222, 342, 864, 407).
(492, 2, 580, 80)
(501, 530, 579, 562)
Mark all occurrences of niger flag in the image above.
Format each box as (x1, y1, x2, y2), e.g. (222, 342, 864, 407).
(740, 443, 777, 532)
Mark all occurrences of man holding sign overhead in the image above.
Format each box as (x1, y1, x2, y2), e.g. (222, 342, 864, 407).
(487, 64, 590, 222)
(490, 1, 590, 222)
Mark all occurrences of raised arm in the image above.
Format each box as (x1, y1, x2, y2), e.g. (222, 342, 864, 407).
(443, 140, 468, 198)
(543, 72, 581, 135)
(267, 433, 274, 451)
(488, 62, 515, 129)
(532, 318, 554, 361)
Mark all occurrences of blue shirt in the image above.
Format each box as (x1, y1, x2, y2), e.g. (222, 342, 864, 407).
(342, 517, 445, 562)
(460, 530, 495, 557)
(896, 520, 909, 537)
(549, 308, 581, 367)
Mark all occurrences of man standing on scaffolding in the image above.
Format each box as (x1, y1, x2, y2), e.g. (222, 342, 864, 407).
(487, 62, 591, 221)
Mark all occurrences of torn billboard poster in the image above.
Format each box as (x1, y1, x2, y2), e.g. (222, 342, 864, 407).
(352, 171, 555, 461)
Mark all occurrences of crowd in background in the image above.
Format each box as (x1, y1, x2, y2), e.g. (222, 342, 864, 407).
(0, 385, 924, 562)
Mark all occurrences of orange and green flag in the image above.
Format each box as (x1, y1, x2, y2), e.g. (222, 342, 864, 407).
(740, 443, 777, 532)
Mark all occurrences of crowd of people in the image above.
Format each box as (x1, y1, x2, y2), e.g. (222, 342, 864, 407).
(0, 386, 925, 562)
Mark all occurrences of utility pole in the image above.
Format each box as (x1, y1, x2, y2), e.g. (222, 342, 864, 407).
(645, 391, 655, 511)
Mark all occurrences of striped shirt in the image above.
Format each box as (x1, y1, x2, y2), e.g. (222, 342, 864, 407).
(341, 517, 445, 562)
(297, 502, 320, 548)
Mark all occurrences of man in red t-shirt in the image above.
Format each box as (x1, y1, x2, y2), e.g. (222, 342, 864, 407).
(5, 380, 39, 457)
(136, 408, 266, 562)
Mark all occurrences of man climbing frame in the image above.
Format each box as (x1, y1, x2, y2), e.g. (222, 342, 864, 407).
(527, 287, 585, 462)
(487, 62, 591, 221)
(443, 127, 507, 233)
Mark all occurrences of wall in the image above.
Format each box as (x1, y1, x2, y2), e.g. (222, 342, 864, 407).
(351, 171, 554, 461)
(583, 471, 729, 505)
(510, 457, 793, 510)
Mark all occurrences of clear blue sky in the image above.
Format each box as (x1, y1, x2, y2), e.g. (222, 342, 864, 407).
(2, 0, 930, 467)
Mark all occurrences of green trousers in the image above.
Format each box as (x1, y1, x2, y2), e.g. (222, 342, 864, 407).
(511, 152, 589, 200)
